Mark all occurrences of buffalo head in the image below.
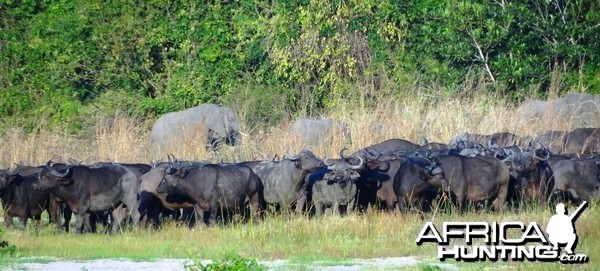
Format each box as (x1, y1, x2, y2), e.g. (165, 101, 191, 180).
(323, 167, 361, 188)
(419, 158, 444, 182)
(502, 144, 549, 173)
(0, 164, 21, 192)
(156, 166, 185, 194)
(34, 164, 74, 190)
(286, 149, 324, 172)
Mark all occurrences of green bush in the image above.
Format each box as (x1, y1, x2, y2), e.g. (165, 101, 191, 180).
(1, 0, 598, 132)
(185, 254, 267, 271)
(0, 226, 15, 257)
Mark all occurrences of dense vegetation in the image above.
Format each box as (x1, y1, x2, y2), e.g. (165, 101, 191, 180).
(1, 0, 598, 132)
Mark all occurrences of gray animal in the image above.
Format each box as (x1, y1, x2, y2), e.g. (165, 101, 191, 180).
(307, 156, 363, 216)
(289, 118, 351, 147)
(516, 93, 600, 127)
(149, 104, 242, 155)
(536, 128, 600, 154)
(549, 158, 600, 203)
(240, 150, 324, 213)
(449, 132, 530, 149)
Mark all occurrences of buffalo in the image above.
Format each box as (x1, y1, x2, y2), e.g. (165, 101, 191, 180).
(549, 158, 600, 203)
(240, 150, 324, 213)
(501, 147, 554, 209)
(0, 165, 60, 232)
(426, 154, 510, 212)
(394, 157, 445, 213)
(33, 163, 140, 234)
(137, 163, 201, 228)
(307, 156, 363, 216)
(156, 164, 265, 226)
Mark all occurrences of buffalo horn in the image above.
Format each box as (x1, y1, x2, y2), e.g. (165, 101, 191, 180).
(52, 166, 72, 178)
(7, 163, 21, 176)
(324, 158, 337, 170)
(286, 149, 302, 161)
(349, 155, 364, 170)
(339, 148, 350, 159)
(533, 149, 550, 161)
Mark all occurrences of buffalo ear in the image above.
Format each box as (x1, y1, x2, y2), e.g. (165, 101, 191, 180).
(176, 168, 189, 178)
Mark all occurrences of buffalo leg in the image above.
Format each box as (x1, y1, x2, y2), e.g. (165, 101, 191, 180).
(248, 190, 264, 221)
(48, 195, 61, 231)
(314, 202, 323, 217)
(4, 212, 15, 228)
(62, 206, 73, 232)
(493, 181, 509, 213)
(110, 208, 125, 234)
(75, 213, 86, 234)
(294, 194, 307, 215)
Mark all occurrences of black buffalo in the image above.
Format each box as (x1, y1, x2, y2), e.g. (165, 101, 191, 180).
(394, 157, 445, 213)
(501, 147, 554, 209)
(157, 164, 265, 226)
(33, 164, 140, 234)
(0, 165, 60, 231)
(426, 154, 510, 212)
(137, 163, 198, 228)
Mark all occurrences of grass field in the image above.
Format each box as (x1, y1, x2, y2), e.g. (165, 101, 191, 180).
(2, 206, 598, 270)
(0, 85, 598, 270)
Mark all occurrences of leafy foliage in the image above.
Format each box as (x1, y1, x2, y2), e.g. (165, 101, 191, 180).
(185, 254, 267, 271)
(0, 0, 598, 132)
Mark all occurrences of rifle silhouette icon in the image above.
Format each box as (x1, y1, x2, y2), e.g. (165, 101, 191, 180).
(569, 201, 588, 222)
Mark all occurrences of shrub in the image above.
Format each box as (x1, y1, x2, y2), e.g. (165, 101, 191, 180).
(185, 254, 267, 271)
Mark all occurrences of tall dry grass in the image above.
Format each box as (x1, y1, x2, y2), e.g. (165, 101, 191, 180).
(0, 81, 592, 167)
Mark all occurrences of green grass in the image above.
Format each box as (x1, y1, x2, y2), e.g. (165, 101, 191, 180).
(0, 205, 598, 270)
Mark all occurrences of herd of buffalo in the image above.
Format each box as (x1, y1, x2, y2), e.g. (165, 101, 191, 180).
(1, 127, 600, 234)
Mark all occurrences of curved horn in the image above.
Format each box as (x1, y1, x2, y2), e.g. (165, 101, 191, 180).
(349, 155, 364, 170)
(365, 149, 381, 160)
(324, 157, 337, 170)
(533, 148, 550, 161)
(52, 166, 72, 178)
(286, 149, 302, 161)
(339, 148, 350, 159)
(8, 163, 21, 176)
(167, 154, 175, 162)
